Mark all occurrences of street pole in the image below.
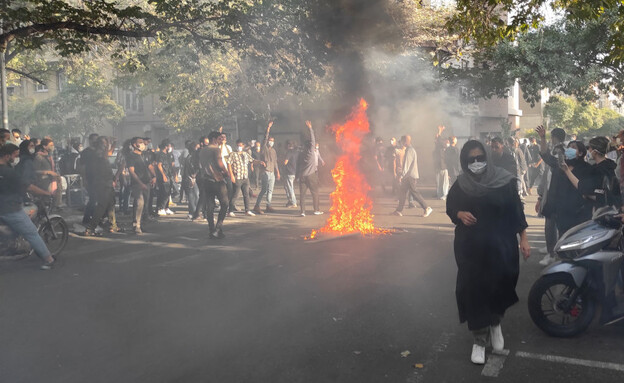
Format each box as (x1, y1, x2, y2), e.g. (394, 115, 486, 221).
(0, 22, 8, 131)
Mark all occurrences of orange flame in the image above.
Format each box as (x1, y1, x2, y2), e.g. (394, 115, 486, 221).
(307, 99, 386, 240)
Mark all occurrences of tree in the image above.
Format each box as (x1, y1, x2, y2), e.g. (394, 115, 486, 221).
(443, 16, 621, 105)
(543, 96, 576, 130)
(449, 0, 624, 65)
(30, 57, 124, 141)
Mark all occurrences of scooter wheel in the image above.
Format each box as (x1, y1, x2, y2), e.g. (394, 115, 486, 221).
(528, 273, 596, 337)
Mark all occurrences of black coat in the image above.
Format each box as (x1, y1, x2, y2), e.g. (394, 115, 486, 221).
(446, 180, 528, 330)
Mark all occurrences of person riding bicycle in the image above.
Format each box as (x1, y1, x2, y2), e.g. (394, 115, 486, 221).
(0, 144, 55, 269)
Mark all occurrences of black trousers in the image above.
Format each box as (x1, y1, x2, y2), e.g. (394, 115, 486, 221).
(225, 177, 235, 211)
(299, 173, 320, 212)
(396, 177, 427, 212)
(231, 178, 250, 211)
(86, 186, 115, 231)
(82, 186, 95, 225)
(204, 180, 229, 232)
(193, 177, 206, 219)
(157, 180, 172, 210)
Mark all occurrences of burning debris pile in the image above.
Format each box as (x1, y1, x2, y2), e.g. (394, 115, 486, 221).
(307, 99, 388, 240)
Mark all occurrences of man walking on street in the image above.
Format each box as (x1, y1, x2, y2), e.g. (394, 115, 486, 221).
(227, 139, 263, 217)
(253, 121, 280, 214)
(199, 131, 230, 238)
(392, 135, 432, 217)
(283, 140, 298, 208)
(127, 137, 155, 234)
(434, 126, 450, 200)
(298, 120, 322, 217)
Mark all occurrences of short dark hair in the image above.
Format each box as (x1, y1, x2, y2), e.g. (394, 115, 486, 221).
(208, 131, 221, 141)
(11, 128, 21, 134)
(236, 139, 244, 145)
(0, 143, 19, 157)
(0, 128, 10, 136)
(491, 136, 504, 145)
(41, 138, 53, 147)
(131, 137, 143, 146)
(551, 128, 566, 143)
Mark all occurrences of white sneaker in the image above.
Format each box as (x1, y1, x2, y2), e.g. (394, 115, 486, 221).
(471, 344, 486, 365)
(246, 210, 255, 216)
(539, 246, 548, 254)
(300, 212, 306, 217)
(228, 212, 236, 218)
(423, 207, 433, 217)
(539, 254, 555, 266)
(165, 208, 174, 215)
(314, 211, 324, 215)
(187, 214, 193, 220)
(157, 209, 167, 216)
(490, 324, 504, 351)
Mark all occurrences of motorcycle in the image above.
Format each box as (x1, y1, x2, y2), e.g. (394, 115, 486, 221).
(0, 198, 69, 261)
(528, 206, 624, 337)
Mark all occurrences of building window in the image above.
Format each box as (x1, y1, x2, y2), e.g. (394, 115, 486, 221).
(35, 82, 48, 92)
(122, 87, 143, 113)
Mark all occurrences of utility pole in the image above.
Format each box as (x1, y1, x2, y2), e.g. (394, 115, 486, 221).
(0, 22, 8, 131)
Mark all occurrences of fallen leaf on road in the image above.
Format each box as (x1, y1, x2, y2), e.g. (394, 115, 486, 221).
(353, 351, 361, 355)
(332, 317, 343, 322)
(400, 350, 411, 358)
(413, 363, 424, 369)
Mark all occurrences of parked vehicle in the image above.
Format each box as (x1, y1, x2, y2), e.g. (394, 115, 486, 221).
(0, 198, 69, 261)
(528, 206, 624, 337)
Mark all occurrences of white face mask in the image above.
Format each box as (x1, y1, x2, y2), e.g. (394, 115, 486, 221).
(237, 146, 243, 152)
(468, 161, 487, 175)
(28, 148, 35, 154)
(268, 141, 274, 148)
(137, 143, 146, 152)
(11, 157, 20, 166)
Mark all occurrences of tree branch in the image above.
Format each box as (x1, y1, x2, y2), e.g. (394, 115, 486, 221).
(6, 67, 47, 85)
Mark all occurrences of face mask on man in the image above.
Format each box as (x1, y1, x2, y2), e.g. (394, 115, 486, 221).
(564, 147, 578, 160)
(468, 161, 487, 175)
(137, 143, 146, 152)
(237, 146, 244, 152)
(268, 141, 274, 148)
(28, 148, 35, 154)
(11, 157, 20, 166)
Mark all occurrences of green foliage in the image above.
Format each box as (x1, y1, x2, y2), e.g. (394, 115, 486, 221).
(30, 57, 124, 140)
(449, 0, 624, 65)
(444, 16, 619, 105)
(543, 95, 623, 136)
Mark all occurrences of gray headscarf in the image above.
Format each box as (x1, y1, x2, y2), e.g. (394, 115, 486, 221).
(457, 140, 516, 197)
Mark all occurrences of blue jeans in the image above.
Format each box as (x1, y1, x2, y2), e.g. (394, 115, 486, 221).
(1, 209, 52, 261)
(256, 171, 275, 208)
(284, 174, 297, 206)
(186, 182, 200, 215)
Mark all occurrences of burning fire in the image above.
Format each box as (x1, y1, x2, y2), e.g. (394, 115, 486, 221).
(307, 99, 387, 240)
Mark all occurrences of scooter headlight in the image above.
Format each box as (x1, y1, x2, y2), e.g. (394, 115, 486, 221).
(557, 231, 610, 251)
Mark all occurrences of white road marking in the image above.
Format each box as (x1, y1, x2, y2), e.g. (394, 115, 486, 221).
(481, 349, 510, 377)
(516, 351, 624, 372)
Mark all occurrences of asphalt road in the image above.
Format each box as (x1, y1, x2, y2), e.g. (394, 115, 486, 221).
(1, 186, 623, 383)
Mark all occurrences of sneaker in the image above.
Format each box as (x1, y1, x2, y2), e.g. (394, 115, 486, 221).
(392, 210, 403, 217)
(165, 208, 175, 215)
(539, 246, 548, 254)
(253, 206, 265, 215)
(291, 204, 298, 208)
(265, 206, 276, 213)
(134, 227, 143, 235)
(423, 207, 433, 217)
(490, 324, 504, 351)
(157, 209, 167, 216)
(300, 212, 306, 217)
(246, 210, 256, 216)
(209, 231, 218, 239)
(215, 228, 225, 239)
(471, 344, 486, 365)
(187, 214, 193, 220)
(40, 262, 54, 270)
(313, 211, 324, 215)
(228, 212, 236, 218)
(539, 254, 555, 266)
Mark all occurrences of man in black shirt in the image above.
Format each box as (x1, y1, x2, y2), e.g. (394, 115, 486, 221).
(0, 144, 54, 269)
(199, 131, 229, 238)
(127, 137, 155, 234)
(79, 133, 100, 224)
(156, 139, 175, 216)
(83, 137, 118, 236)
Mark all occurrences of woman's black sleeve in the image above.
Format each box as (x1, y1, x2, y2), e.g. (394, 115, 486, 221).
(446, 182, 462, 226)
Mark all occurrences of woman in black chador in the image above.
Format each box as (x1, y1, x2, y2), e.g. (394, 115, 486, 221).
(446, 140, 531, 365)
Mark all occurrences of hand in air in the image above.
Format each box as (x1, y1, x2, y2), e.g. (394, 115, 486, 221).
(535, 125, 546, 138)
